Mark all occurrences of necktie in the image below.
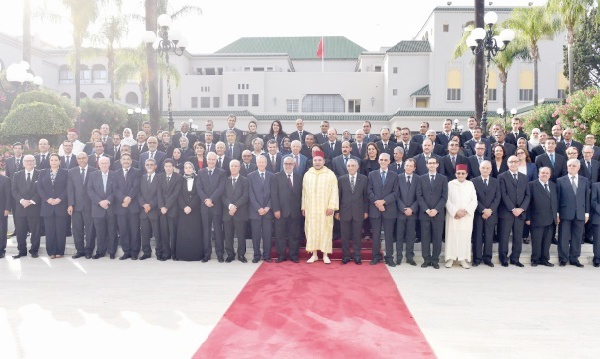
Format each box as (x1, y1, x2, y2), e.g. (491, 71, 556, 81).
(330, 142, 335, 151)
(478, 157, 483, 164)
(81, 168, 85, 183)
(27, 172, 31, 185)
(41, 154, 46, 163)
(232, 177, 236, 189)
(124, 168, 128, 180)
(451, 156, 456, 167)
(65, 156, 70, 168)
(16, 158, 20, 168)
(167, 175, 171, 184)
(430, 175, 435, 184)
(218, 157, 222, 168)
(407, 175, 411, 187)
(350, 176, 355, 192)
(271, 156, 276, 170)
(571, 176, 578, 193)
(148, 174, 152, 185)
(229, 144, 233, 158)
(383, 143, 387, 151)
(102, 174, 107, 192)
(358, 143, 362, 154)
(294, 155, 299, 168)
(139, 144, 143, 152)
(550, 153, 555, 167)
(484, 178, 488, 186)
(566, 142, 571, 148)
(447, 134, 450, 141)
(344, 157, 348, 165)
(404, 143, 408, 151)
(425, 156, 430, 162)
(115, 146, 118, 154)
(207, 144, 211, 152)
(381, 171, 386, 185)
(288, 174, 293, 188)
(208, 170, 212, 177)
(587, 161, 591, 170)
(150, 152, 154, 159)
(96, 155, 100, 168)
(260, 172, 265, 182)
(245, 164, 249, 170)
(513, 173, 518, 182)
(544, 183, 549, 193)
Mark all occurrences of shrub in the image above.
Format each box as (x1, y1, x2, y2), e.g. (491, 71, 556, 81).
(0, 102, 72, 144)
(523, 104, 558, 134)
(11, 90, 79, 120)
(77, 99, 128, 139)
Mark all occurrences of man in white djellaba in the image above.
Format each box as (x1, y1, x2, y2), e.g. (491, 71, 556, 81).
(445, 164, 478, 268)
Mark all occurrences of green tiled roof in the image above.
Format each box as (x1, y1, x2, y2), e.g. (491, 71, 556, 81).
(393, 109, 481, 117)
(252, 114, 393, 122)
(163, 110, 253, 117)
(215, 36, 366, 60)
(387, 40, 431, 53)
(410, 85, 430, 97)
(433, 6, 514, 12)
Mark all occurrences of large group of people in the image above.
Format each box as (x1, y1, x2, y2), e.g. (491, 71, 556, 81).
(1, 114, 600, 269)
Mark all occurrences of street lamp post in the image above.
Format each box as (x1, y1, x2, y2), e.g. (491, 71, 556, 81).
(466, 11, 515, 135)
(144, 14, 188, 133)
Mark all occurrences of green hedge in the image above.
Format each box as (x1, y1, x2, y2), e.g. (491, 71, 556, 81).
(0, 102, 72, 141)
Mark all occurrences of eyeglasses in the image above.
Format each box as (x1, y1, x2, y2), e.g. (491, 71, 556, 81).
(456, 172, 467, 175)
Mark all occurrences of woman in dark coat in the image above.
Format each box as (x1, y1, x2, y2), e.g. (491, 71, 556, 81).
(175, 162, 203, 261)
(263, 120, 287, 150)
(171, 148, 185, 174)
(361, 142, 381, 176)
(491, 144, 509, 178)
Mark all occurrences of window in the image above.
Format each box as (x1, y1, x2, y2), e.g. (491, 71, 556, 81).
(238, 94, 249, 107)
(348, 99, 361, 113)
(393, 67, 398, 74)
(443, 24, 449, 32)
(557, 89, 566, 99)
(519, 89, 533, 102)
(287, 99, 299, 112)
(488, 88, 497, 101)
(487, 69, 498, 102)
(374, 66, 382, 72)
(92, 64, 107, 84)
(79, 65, 91, 84)
(205, 68, 216, 75)
(252, 94, 259, 106)
(392, 89, 397, 96)
(266, 67, 274, 71)
(228, 94, 235, 106)
(447, 89, 461, 101)
(244, 67, 251, 72)
(253, 67, 264, 72)
(191, 97, 198, 108)
(59, 65, 73, 84)
(201, 97, 210, 108)
(416, 98, 429, 108)
(213, 97, 220, 108)
(301, 94, 345, 113)
(125, 92, 138, 105)
(93, 92, 104, 99)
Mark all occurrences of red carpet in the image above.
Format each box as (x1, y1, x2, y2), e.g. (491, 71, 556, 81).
(194, 262, 436, 359)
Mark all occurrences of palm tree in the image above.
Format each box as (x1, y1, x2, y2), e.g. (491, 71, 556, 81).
(547, 0, 595, 94)
(493, 39, 530, 114)
(503, 6, 560, 106)
(63, 0, 100, 107)
(23, 0, 31, 65)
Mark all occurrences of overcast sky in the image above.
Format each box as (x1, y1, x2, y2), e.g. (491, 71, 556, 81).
(0, 0, 548, 54)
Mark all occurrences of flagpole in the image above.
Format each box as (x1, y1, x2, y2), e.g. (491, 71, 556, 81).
(321, 36, 324, 73)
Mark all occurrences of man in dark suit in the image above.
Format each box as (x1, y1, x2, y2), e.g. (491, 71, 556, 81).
(389, 146, 405, 175)
(60, 140, 78, 170)
(505, 117, 528, 146)
(527, 167, 558, 267)
(105, 134, 122, 162)
(301, 134, 316, 159)
(248, 155, 274, 263)
(435, 119, 457, 149)
(493, 130, 517, 157)
(367, 153, 399, 267)
(288, 118, 310, 145)
(581, 146, 599, 243)
(350, 130, 367, 159)
(0, 173, 11, 258)
(323, 128, 342, 161)
(196, 152, 226, 262)
(362, 121, 379, 143)
(427, 130, 447, 156)
(282, 141, 309, 175)
(138, 158, 160, 260)
(396, 127, 421, 159)
(376, 127, 396, 157)
(214, 142, 232, 177)
(11, 155, 41, 258)
(460, 116, 478, 145)
(416, 157, 448, 269)
(222, 160, 250, 263)
(219, 115, 244, 141)
(223, 129, 244, 161)
(67, 152, 98, 259)
(440, 140, 469, 180)
(172, 121, 199, 149)
(331, 141, 360, 177)
(113, 153, 141, 260)
(138, 136, 166, 173)
(34, 138, 51, 170)
(590, 182, 600, 266)
(239, 150, 257, 177)
(560, 128, 583, 158)
(497, 155, 531, 267)
(396, 158, 419, 266)
(157, 159, 183, 261)
(468, 142, 489, 178)
(200, 120, 219, 144)
(87, 157, 118, 259)
(88, 141, 114, 169)
(584, 134, 600, 161)
(265, 140, 282, 174)
(5, 142, 25, 179)
(472, 161, 501, 267)
(203, 132, 216, 153)
(463, 127, 491, 158)
(557, 159, 590, 267)
(131, 131, 149, 161)
(535, 137, 567, 182)
(336, 158, 368, 265)
(271, 156, 303, 263)
(413, 139, 441, 176)
(413, 122, 429, 145)
(316, 121, 330, 145)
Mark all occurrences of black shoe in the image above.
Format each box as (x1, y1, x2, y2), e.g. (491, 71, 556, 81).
(542, 261, 554, 267)
(252, 258, 260, 263)
(0, 252, 4, 259)
(201, 257, 210, 263)
(139, 254, 151, 260)
(523, 238, 530, 244)
(30, 253, 38, 258)
(472, 261, 481, 267)
(158, 256, 167, 261)
(407, 259, 417, 266)
(109, 254, 116, 260)
(370, 258, 380, 265)
(559, 261, 567, 267)
(531, 262, 538, 267)
(12, 253, 25, 259)
(72, 253, 85, 259)
(85, 254, 92, 259)
(264, 258, 273, 263)
(276, 257, 285, 263)
(513, 261, 524, 267)
(341, 258, 350, 264)
(291, 258, 299, 263)
(119, 254, 131, 260)
(484, 261, 494, 267)
(225, 256, 235, 263)
(385, 259, 396, 267)
(354, 258, 362, 265)
(421, 262, 430, 268)
(238, 257, 248, 263)
(570, 261, 584, 268)
(552, 238, 558, 245)
(415, 238, 421, 243)
(132, 255, 138, 260)
(92, 254, 103, 259)
(432, 262, 440, 269)
(501, 261, 508, 267)
(217, 257, 224, 263)
(594, 263, 600, 268)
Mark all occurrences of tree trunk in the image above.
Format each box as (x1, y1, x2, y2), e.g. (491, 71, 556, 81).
(500, 69, 507, 114)
(532, 45, 538, 106)
(567, 27, 575, 94)
(75, 44, 81, 107)
(23, 0, 31, 65)
(145, 0, 159, 133)
(475, 0, 485, 123)
(108, 45, 115, 102)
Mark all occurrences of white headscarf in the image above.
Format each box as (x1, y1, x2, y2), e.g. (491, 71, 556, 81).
(121, 128, 136, 146)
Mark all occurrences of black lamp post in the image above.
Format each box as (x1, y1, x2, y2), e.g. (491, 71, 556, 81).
(467, 11, 514, 135)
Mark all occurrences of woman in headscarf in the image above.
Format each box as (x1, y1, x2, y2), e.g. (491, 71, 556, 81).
(121, 128, 137, 147)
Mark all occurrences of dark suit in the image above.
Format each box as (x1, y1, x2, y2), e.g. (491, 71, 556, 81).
(363, 133, 379, 144)
(114, 167, 141, 257)
(12, 170, 41, 256)
(561, 140, 583, 158)
(172, 132, 198, 150)
(494, 142, 517, 157)
(331, 155, 360, 177)
(265, 153, 282, 174)
(196, 167, 226, 260)
(579, 159, 600, 185)
(222, 175, 249, 259)
(60, 154, 78, 170)
(323, 141, 342, 160)
(5, 156, 24, 178)
(215, 155, 231, 176)
(368, 169, 398, 262)
(138, 151, 166, 173)
(131, 142, 149, 161)
(350, 141, 367, 159)
(557, 175, 590, 264)
(435, 132, 457, 149)
(105, 144, 121, 162)
(396, 173, 419, 263)
(68, 166, 98, 256)
(389, 161, 405, 175)
(0, 175, 10, 256)
(505, 130, 528, 146)
(376, 141, 396, 157)
(281, 153, 308, 175)
(463, 138, 491, 158)
(157, 172, 183, 259)
(248, 170, 274, 261)
(337, 173, 368, 261)
(416, 173, 448, 265)
(440, 154, 469, 180)
(397, 141, 422, 159)
(468, 156, 488, 178)
(527, 180, 558, 264)
(88, 153, 114, 169)
(530, 144, 546, 162)
(224, 141, 244, 161)
(535, 152, 567, 182)
(590, 183, 600, 265)
(472, 176, 501, 264)
(87, 170, 118, 257)
(271, 171, 303, 261)
(497, 171, 530, 265)
(289, 130, 310, 144)
(239, 162, 257, 177)
(220, 128, 244, 143)
(138, 173, 160, 257)
(413, 153, 441, 176)
(37, 168, 69, 256)
(34, 153, 50, 170)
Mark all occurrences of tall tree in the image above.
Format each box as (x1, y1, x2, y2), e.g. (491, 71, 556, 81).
(503, 6, 560, 106)
(145, 0, 159, 132)
(23, 0, 31, 65)
(564, 8, 600, 89)
(547, 0, 595, 94)
(474, 0, 484, 124)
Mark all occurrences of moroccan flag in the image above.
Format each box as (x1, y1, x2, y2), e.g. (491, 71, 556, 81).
(316, 37, 324, 58)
